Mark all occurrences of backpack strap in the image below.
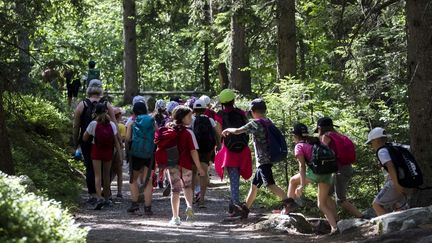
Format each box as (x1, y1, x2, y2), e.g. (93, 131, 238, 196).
(375, 143, 393, 171)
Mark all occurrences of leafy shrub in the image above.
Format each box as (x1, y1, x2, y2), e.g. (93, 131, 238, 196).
(0, 172, 88, 242)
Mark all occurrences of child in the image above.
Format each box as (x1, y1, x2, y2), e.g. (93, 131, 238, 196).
(287, 123, 338, 234)
(214, 89, 252, 217)
(315, 117, 363, 218)
(191, 99, 220, 208)
(221, 99, 288, 218)
(112, 107, 125, 198)
(366, 127, 411, 216)
(83, 103, 122, 210)
(166, 105, 205, 225)
(125, 102, 156, 215)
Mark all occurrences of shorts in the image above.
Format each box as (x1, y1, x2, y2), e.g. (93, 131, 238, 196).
(374, 179, 409, 210)
(66, 79, 81, 98)
(198, 151, 212, 164)
(329, 164, 353, 203)
(306, 167, 333, 185)
(130, 156, 154, 171)
(91, 145, 113, 161)
(252, 164, 275, 188)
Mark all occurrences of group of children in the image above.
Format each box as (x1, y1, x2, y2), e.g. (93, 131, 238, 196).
(73, 80, 418, 233)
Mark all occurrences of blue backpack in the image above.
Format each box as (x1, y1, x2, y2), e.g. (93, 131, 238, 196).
(258, 119, 288, 163)
(130, 115, 155, 159)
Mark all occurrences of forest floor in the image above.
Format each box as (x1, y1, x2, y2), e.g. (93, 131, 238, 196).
(75, 163, 376, 243)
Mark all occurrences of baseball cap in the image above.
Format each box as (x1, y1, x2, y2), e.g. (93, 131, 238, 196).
(314, 117, 339, 133)
(249, 98, 267, 112)
(132, 95, 145, 106)
(219, 89, 236, 103)
(199, 95, 211, 106)
(167, 101, 179, 113)
(193, 99, 206, 109)
(88, 79, 102, 88)
(155, 99, 166, 110)
(292, 123, 309, 136)
(365, 127, 391, 144)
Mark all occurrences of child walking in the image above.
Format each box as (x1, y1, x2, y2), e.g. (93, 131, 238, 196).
(214, 89, 252, 217)
(125, 102, 156, 215)
(287, 123, 338, 234)
(221, 99, 288, 218)
(166, 105, 205, 225)
(83, 103, 122, 210)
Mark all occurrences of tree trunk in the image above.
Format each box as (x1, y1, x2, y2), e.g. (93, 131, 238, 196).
(276, 0, 297, 80)
(218, 63, 229, 89)
(229, 4, 251, 94)
(0, 90, 14, 175)
(15, 1, 31, 90)
(122, 0, 138, 104)
(406, 0, 432, 207)
(203, 1, 211, 92)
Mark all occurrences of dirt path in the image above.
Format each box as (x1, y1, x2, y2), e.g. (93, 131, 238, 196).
(75, 164, 351, 242)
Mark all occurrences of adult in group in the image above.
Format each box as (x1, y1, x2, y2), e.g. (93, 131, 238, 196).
(85, 60, 100, 88)
(73, 79, 117, 204)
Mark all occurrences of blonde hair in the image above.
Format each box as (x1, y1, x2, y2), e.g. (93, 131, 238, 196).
(96, 113, 110, 124)
(86, 86, 103, 97)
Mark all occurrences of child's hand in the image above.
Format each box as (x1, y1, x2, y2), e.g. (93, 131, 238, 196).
(221, 128, 235, 137)
(198, 167, 206, 177)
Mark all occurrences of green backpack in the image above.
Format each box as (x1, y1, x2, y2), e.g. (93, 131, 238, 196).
(129, 115, 155, 159)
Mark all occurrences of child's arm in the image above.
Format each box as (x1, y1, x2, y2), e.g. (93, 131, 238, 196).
(385, 161, 405, 194)
(82, 131, 90, 142)
(295, 155, 307, 197)
(125, 122, 133, 159)
(73, 102, 84, 148)
(221, 127, 247, 137)
(114, 133, 123, 162)
(191, 150, 205, 176)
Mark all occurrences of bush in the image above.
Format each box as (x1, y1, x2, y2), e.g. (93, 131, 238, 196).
(0, 172, 88, 242)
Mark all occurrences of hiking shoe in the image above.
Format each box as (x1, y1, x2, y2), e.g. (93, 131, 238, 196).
(144, 206, 153, 216)
(240, 203, 249, 219)
(86, 197, 98, 205)
(94, 198, 106, 210)
(127, 202, 140, 213)
(185, 207, 194, 221)
(228, 204, 243, 217)
(169, 217, 181, 226)
(163, 184, 171, 197)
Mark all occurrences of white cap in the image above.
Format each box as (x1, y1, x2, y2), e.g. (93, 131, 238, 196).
(193, 99, 206, 109)
(155, 99, 166, 110)
(365, 127, 391, 144)
(132, 95, 146, 105)
(199, 95, 211, 106)
(88, 79, 102, 88)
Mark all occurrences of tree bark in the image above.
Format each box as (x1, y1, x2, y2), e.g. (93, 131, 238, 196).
(276, 0, 297, 80)
(229, 4, 251, 94)
(406, 0, 432, 207)
(123, 0, 139, 104)
(203, 1, 211, 91)
(218, 63, 229, 89)
(15, 1, 32, 90)
(0, 89, 14, 175)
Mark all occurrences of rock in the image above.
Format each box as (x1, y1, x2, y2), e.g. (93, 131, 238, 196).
(418, 235, 432, 243)
(307, 218, 331, 234)
(337, 218, 370, 234)
(362, 208, 377, 219)
(371, 206, 432, 234)
(17, 175, 38, 193)
(254, 213, 313, 234)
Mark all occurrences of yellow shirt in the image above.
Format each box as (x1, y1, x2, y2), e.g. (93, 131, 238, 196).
(118, 123, 126, 140)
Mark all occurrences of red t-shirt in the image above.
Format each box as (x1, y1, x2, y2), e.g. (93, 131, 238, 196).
(177, 126, 199, 170)
(204, 108, 217, 121)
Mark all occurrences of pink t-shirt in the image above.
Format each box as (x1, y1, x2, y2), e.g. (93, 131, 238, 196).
(294, 142, 313, 162)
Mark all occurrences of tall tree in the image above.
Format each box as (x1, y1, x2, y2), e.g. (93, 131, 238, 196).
(0, 86, 14, 175)
(15, 0, 32, 90)
(229, 2, 251, 94)
(203, 0, 211, 92)
(123, 0, 139, 104)
(406, 0, 432, 207)
(276, 0, 296, 80)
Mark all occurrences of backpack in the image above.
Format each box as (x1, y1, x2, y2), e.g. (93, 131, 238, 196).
(94, 122, 114, 148)
(326, 132, 356, 165)
(218, 108, 249, 152)
(193, 115, 216, 153)
(256, 119, 288, 163)
(129, 115, 156, 159)
(87, 69, 100, 85)
(377, 144, 423, 188)
(306, 143, 338, 175)
(154, 126, 180, 166)
(80, 98, 107, 141)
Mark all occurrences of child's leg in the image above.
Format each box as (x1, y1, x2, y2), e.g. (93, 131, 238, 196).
(199, 162, 209, 201)
(245, 183, 258, 209)
(268, 184, 288, 200)
(168, 167, 182, 218)
(115, 152, 123, 195)
(129, 170, 142, 202)
(143, 165, 153, 207)
(226, 167, 241, 205)
(181, 168, 194, 208)
(317, 183, 337, 230)
(102, 160, 112, 200)
(287, 173, 301, 199)
(92, 160, 102, 198)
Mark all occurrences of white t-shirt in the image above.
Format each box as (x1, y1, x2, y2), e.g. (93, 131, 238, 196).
(377, 148, 392, 180)
(86, 121, 118, 144)
(191, 114, 217, 129)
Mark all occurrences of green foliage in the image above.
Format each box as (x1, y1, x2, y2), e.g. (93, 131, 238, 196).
(0, 172, 88, 243)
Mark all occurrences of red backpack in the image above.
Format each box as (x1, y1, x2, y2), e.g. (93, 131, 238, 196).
(326, 132, 356, 165)
(154, 126, 180, 167)
(95, 122, 114, 148)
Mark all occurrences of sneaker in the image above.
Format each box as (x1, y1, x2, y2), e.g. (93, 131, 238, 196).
(169, 217, 181, 226)
(282, 198, 300, 213)
(94, 198, 106, 210)
(329, 228, 339, 236)
(163, 184, 171, 197)
(144, 206, 153, 216)
(86, 197, 98, 205)
(127, 202, 140, 213)
(240, 203, 249, 219)
(228, 204, 243, 217)
(185, 207, 194, 221)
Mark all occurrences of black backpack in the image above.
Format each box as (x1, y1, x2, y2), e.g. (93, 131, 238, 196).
(377, 144, 423, 188)
(79, 98, 107, 141)
(193, 115, 216, 153)
(256, 119, 288, 163)
(306, 142, 338, 175)
(218, 108, 249, 153)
